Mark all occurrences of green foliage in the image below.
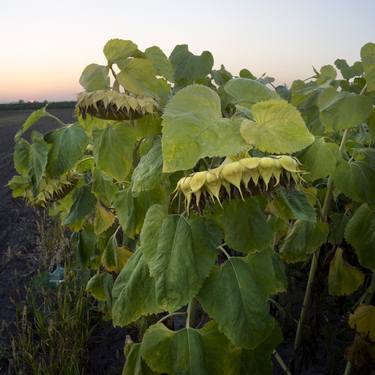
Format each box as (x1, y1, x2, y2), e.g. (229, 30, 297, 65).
(9, 38, 375, 374)
(240, 99, 315, 154)
(161, 84, 247, 172)
(345, 204, 375, 271)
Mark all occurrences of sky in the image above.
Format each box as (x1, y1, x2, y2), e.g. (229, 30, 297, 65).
(1, 0, 374, 102)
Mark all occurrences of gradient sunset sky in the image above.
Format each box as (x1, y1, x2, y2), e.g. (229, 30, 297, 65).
(1, 0, 374, 102)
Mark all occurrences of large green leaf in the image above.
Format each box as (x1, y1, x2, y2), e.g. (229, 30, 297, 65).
(198, 256, 275, 348)
(361, 42, 375, 92)
(45, 123, 89, 178)
(345, 204, 375, 271)
(112, 250, 163, 327)
(29, 132, 49, 192)
(299, 138, 340, 181)
(240, 99, 314, 154)
(145, 46, 174, 82)
(224, 78, 278, 108)
(240, 321, 283, 375)
(245, 249, 287, 296)
(14, 139, 31, 175)
(161, 84, 247, 172)
(270, 187, 316, 223)
(328, 247, 364, 296)
(103, 39, 138, 65)
(131, 139, 164, 196)
(93, 122, 136, 181)
(92, 169, 118, 206)
(280, 220, 329, 263)
(169, 45, 213, 86)
(220, 197, 273, 254)
(79, 64, 109, 91)
(140, 211, 221, 312)
(117, 58, 169, 99)
(333, 148, 375, 205)
(318, 87, 373, 131)
(123, 343, 157, 375)
(141, 321, 239, 375)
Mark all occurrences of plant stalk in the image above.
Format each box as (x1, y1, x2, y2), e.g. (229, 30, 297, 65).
(294, 128, 349, 351)
(186, 298, 197, 328)
(273, 350, 293, 375)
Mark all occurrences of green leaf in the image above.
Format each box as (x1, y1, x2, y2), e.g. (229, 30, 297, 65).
(224, 78, 279, 108)
(141, 321, 240, 375)
(14, 139, 31, 175)
(349, 305, 375, 342)
(103, 39, 138, 65)
(361, 42, 375, 92)
(198, 256, 275, 348)
(239, 69, 256, 79)
(141, 211, 221, 312)
(328, 213, 350, 245)
(240, 321, 283, 375)
(299, 138, 340, 181)
(316, 65, 337, 84)
(169, 44, 213, 86)
(15, 107, 48, 141)
(29, 133, 48, 192)
(76, 225, 96, 267)
(240, 99, 314, 154)
(45, 123, 89, 178)
(79, 64, 109, 91)
(280, 220, 329, 263)
(102, 234, 125, 273)
(63, 184, 96, 231)
(93, 122, 136, 181)
(131, 139, 164, 196)
(145, 46, 174, 81)
(318, 87, 373, 131)
(117, 58, 169, 100)
(333, 149, 375, 205)
(335, 59, 363, 80)
(271, 187, 316, 223)
(94, 201, 115, 235)
(161, 84, 247, 172)
(220, 197, 273, 254)
(245, 249, 287, 296)
(112, 251, 163, 326)
(92, 169, 118, 207)
(328, 248, 364, 296)
(123, 343, 156, 375)
(345, 204, 375, 271)
(86, 272, 113, 302)
(114, 188, 166, 240)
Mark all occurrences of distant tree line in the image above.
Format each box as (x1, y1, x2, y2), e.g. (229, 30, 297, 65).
(0, 100, 76, 111)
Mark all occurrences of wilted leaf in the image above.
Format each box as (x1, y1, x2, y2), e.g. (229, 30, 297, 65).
(328, 248, 364, 296)
(349, 305, 375, 341)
